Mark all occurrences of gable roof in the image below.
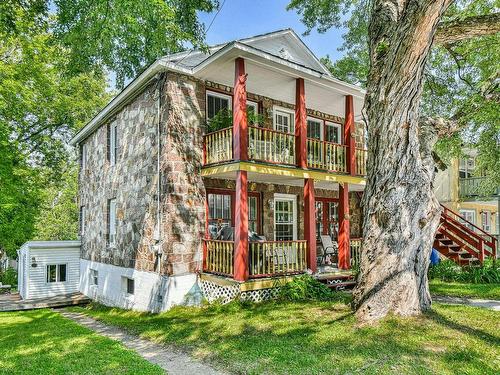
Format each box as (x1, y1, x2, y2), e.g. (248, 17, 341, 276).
(70, 29, 363, 145)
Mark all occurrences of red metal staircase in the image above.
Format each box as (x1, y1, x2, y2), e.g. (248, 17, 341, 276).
(434, 204, 497, 265)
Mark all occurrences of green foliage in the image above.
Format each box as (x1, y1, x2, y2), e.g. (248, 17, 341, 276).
(0, 267, 17, 287)
(54, 0, 218, 88)
(206, 109, 265, 132)
(277, 274, 339, 301)
(429, 258, 500, 284)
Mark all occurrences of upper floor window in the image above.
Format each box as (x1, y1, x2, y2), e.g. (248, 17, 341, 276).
(459, 157, 475, 179)
(325, 122, 342, 144)
(107, 198, 117, 246)
(307, 118, 322, 140)
(79, 205, 85, 236)
(80, 143, 87, 170)
(208, 192, 232, 238)
(247, 101, 258, 125)
(206, 91, 231, 121)
(459, 209, 476, 232)
(274, 107, 294, 134)
(481, 211, 491, 233)
(108, 123, 118, 166)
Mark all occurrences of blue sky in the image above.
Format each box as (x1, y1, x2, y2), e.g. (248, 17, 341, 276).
(198, 0, 347, 61)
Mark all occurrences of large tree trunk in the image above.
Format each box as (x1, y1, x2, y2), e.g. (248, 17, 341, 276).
(352, 0, 453, 322)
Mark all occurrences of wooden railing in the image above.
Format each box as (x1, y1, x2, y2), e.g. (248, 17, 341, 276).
(306, 139, 348, 173)
(355, 149, 367, 176)
(439, 204, 497, 263)
(350, 238, 362, 268)
(204, 127, 233, 165)
(249, 240, 307, 277)
(459, 177, 500, 198)
(248, 126, 295, 165)
(204, 240, 234, 276)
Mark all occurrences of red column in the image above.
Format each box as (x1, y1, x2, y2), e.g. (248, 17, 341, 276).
(233, 57, 249, 281)
(344, 95, 356, 176)
(338, 183, 351, 269)
(295, 78, 307, 168)
(233, 57, 248, 161)
(304, 178, 317, 273)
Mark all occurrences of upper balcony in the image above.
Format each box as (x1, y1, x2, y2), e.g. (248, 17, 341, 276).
(459, 177, 500, 199)
(203, 125, 367, 176)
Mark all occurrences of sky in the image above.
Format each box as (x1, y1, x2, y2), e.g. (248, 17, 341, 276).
(198, 0, 347, 61)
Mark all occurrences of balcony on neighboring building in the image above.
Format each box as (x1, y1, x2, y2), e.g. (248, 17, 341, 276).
(459, 177, 500, 199)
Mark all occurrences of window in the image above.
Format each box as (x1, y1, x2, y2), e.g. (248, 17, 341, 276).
(122, 277, 134, 295)
(325, 122, 342, 144)
(249, 196, 258, 233)
(481, 211, 491, 233)
(79, 205, 85, 236)
(459, 158, 475, 178)
(459, 209, 476, 232)
(107, 198, 117, 245)
(90, 269, 98, 286)
(315, 199, 339, 240)
(80, 143, 87, 170)
(208, 192, 232, 238)
(47, 264, 67, 283)
(247, 101, 259, 125)
(108, 123, 118, 166)
(274, 194, 297, 241)
(307, 118, 322, 140)
(273, 107, 294, 134)
(206, 91, 231, 120)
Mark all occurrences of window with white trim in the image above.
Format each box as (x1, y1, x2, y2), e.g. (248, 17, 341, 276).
(80, 143, 87, 170)
(459, 158, 475, 178)
(247, 101, 258, 125)
(206, 91, 231, 120)
(122, 276, 134, 295)
(459, 209, 476, 232)
(273, 107, 294, 134)
(307, 118, 322, 140)
(274, 194, 297, 241)
(90, 269, 98, 286)
(208, 193, 232, 238)
(107, 198, 117, 246)
(108, 123, 118, 166)
(481, 211, 491, 233)
(325, 122, 342, 144)
(47, 264, 67, 283)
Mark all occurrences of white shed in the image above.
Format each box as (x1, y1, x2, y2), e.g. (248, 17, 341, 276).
(17, 241, 81, 300)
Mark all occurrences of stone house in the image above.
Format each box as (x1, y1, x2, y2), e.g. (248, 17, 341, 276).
(71, 29, 369, 311)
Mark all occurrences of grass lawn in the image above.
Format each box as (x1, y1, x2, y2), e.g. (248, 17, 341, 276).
(71, 300, 500, 375)
(429, 280, 500, 300)
(0, 309, 163, 375)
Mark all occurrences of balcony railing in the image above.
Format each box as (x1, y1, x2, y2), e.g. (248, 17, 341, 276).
(248, 126, 295, 165)
(204, 127, 233, 165)
(306, 139, 347, 173)
(459, 177, 500, 198)
(350, 238, 362, 268)
(249, 240, 307, 277)
(355, 149, 367, 176)
(204, 240, 234, 277)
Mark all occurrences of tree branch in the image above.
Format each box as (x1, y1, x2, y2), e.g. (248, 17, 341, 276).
(435, 13, 500, 45)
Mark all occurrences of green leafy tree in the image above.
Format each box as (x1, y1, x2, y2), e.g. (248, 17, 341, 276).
(288, 0, 499, 321)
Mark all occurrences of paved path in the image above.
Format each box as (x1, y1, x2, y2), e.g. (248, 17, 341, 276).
(59, 310, 227, 375)
(433, 296, 500, 311)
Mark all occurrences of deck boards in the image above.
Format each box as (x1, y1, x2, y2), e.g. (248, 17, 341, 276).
(0, 292, 90, 312)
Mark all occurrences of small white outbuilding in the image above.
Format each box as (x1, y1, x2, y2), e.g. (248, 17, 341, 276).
(17, 241, 81, 300)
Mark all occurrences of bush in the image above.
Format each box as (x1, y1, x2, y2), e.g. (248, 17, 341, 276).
(428, 258, 500, 284)
(0, 267, 17, 287)
(277, 274, 337, 302)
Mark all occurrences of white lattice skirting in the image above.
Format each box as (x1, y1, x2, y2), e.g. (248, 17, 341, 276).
(200, 280, 280, 304)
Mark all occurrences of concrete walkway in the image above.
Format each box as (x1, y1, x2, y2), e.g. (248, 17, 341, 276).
(433, 296, 500, 311)
(59, 310, 228, 375)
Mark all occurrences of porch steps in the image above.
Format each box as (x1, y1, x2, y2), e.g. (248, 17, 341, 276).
(315, 273, 356, 291)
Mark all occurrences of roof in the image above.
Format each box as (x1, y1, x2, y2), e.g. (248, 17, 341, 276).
(19, 241, 82, 251)
(71, 29, 365, 146)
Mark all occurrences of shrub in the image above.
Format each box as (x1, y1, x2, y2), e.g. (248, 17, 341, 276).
(428, 258, 500, 284)
(0, 267, 17, 287)
(277, 274, 336, 302)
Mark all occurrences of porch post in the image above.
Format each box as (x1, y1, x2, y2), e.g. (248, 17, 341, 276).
(344, 95, 356, 176)
(295, 78, 307, 168)
(304, 178, 317, 273)
(338, 182, 351, 269)
(233, 57, 249, 281)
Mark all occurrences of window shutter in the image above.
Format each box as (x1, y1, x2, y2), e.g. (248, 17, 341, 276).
(114, 125, 118, 162)
(107, 123, 111, 162)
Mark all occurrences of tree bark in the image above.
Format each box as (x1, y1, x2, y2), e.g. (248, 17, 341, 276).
(435, 13, 500, 45)
(353, 0, 453, 322)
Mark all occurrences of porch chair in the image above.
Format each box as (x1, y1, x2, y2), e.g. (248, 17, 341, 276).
(320, 235, 338, 265)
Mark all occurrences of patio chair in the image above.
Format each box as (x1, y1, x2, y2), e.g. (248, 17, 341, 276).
(320, 235, 338, 265)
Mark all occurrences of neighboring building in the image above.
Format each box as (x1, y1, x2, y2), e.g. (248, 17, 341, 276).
(435, 154, 499, 237)
(17, 241, 81, 300)
(70, 29, 368, 311)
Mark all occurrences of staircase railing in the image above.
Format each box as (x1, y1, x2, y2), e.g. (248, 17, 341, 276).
(439, 204, 497, 263)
